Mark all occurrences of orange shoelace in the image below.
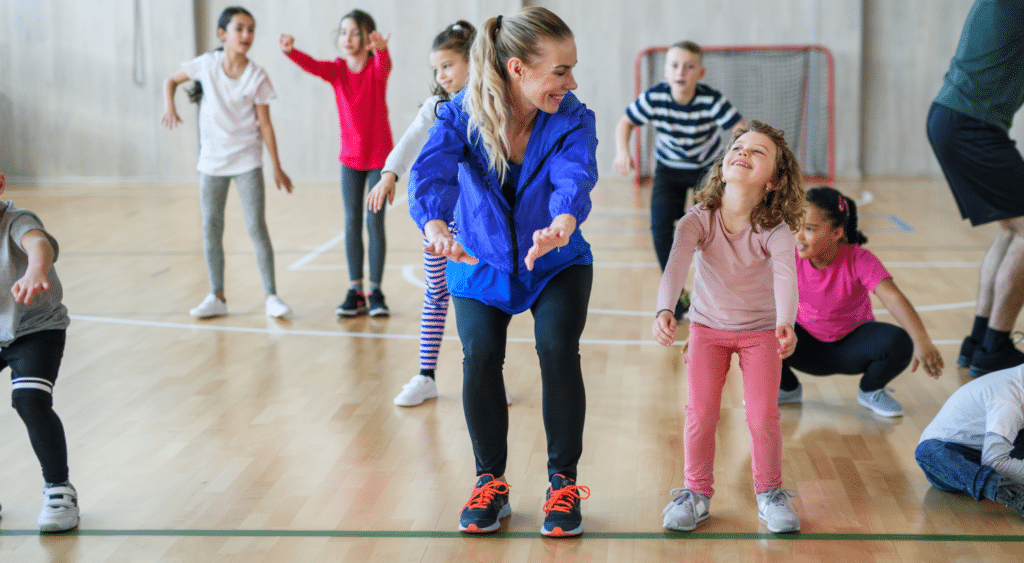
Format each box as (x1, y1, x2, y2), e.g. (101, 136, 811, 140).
(461, 479, 510, 511)
(542, 484, 591, 514)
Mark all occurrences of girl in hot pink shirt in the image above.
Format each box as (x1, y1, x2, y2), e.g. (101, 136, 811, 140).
(653, 121, 805, 534)
(780, 186, 943, 416)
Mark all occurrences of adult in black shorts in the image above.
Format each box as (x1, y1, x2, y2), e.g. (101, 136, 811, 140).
(926, 0, 1024, 378)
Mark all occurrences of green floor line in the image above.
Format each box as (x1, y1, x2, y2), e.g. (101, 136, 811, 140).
(1, 529, 1022, 541)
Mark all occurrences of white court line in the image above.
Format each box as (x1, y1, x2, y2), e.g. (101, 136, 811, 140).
(873, 301, 975, 316)
(68, 314, 679, 346)
(287, 194, 408, 271)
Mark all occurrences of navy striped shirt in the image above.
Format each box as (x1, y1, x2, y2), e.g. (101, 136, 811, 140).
(626, 82, 742, 170)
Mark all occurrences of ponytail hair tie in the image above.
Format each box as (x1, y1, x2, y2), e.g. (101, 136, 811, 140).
(452, 23, 462, 31)
(495, 15, 503, 31)
(837, 194, 846, 213)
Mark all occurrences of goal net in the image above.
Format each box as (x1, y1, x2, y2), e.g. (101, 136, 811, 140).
(632, 44, 835, 185)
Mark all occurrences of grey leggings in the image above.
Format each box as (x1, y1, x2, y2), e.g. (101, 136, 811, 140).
(341, 165, 386, 285)
(200, 168, 276, 295)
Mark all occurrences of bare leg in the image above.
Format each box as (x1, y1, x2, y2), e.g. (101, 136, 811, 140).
(976, 229, 1014, 318)
(989, 217, 1024, 332)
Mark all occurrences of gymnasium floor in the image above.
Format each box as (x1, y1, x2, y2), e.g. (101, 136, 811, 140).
(0, 176, 1020, 562)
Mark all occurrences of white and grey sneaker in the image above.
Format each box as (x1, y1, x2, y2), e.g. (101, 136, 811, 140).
(39, 482, 79, 533)
(189, 294, 227, 318)
(394, 375, 439, 407)
(757, 488, 799, 533)
(779, 384, 802, 405)
(662, 488, 710, 532)
(265, 295, 291, 319)
(858, 387, 903, 417)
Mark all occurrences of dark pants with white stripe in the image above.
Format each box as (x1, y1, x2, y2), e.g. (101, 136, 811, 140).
(7, 329, 69, 484)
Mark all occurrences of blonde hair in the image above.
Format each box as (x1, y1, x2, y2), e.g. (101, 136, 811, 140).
(694, 120, 805, 231)
(465, 7, 573, 181)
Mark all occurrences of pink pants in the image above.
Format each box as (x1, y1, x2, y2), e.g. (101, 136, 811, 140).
(684, 323, 783, 497)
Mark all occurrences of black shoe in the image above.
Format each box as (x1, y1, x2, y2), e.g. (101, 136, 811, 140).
(969, 341, 1024, 378)
(994, 480, 1024, 518)
(368, 289, 390, 318)
(540, 473, 590, 537)
(674, 290, 690, 322)
(335, 289, 367, 317)
(958, 336, 979, 368)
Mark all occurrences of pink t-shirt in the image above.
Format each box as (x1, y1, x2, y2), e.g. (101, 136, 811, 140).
(795, 244, 891, 342)
(286, 48, 393, 170)
(656, 205, 798, 332)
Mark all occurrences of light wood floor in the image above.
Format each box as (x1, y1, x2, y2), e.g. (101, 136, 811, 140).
(0, 176, 1021, 562)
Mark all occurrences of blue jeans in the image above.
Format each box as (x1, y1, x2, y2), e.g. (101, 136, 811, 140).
(915, 439, 1000, 501)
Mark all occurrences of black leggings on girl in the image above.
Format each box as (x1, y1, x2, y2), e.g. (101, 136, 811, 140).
(7, 329, 69, 484)
(780, 322, 913, 393)
(452, 264, 592, 480)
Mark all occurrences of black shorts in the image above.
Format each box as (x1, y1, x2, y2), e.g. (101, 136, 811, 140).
(926, 102, 1024, 226)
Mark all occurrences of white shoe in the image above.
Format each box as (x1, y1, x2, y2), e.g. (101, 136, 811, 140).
(662, 488, 710, 532)
(190, 294, 227, 318)
(265, 295, 291, 319)
(757, 488, 799, 533)
(394, 375, 439, 407)
(39, 483, 79, 533)
(505, 385, 512, 406)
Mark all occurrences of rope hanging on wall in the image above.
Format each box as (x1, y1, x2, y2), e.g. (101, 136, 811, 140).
(132, 0, 145, 87)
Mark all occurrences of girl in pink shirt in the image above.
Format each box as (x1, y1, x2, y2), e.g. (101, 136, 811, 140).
(780, 186, 943, 416)
(653, 121, 804, 534)
(280, 10, 394, 317)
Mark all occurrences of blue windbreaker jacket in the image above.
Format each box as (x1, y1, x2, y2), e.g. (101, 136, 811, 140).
(408, 90, 598, 314)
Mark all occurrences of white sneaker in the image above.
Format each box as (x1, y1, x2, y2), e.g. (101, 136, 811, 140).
(394, 375, 439, 407)
(662, 488, 710, 532)
(190, 294, 227, 318)
(39, 483, 79, 533)
(757, 488, 799, 533)
(505, 385, 512, 406)
(265, 295, 291, 319)
(858, 387, 903, 417)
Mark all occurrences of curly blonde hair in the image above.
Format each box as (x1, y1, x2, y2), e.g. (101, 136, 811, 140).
(694, 120, 805, 231)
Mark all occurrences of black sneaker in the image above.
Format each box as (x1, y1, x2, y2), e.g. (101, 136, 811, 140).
(368, 289, 390, 318)
(540, 473, 590, 537)
(958, 336, 979, 368)
(459, 474, 510, 534)
(994, 479, 1024, 518)
(969, 341, 1024, 378)
(335, 289, 367, 317)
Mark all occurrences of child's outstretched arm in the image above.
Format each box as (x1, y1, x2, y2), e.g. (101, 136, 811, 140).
(255, 104, 293, 193)
(12, 230, 55, 305)
(873, 278, 944, 378)
(613, 115, 638, 177)
(161, 69, 191, 129)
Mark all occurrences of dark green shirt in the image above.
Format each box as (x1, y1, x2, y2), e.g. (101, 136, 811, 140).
(934, 0, 1024, 131)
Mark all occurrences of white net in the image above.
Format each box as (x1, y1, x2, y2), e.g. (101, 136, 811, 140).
(634, 46, 834, 184)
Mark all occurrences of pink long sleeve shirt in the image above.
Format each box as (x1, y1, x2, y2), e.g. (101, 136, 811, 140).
(656, 205, 798, 332)
(286, 48, 393, 170)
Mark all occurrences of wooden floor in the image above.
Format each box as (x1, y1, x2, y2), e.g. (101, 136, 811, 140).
(0, 176, 1021, 562)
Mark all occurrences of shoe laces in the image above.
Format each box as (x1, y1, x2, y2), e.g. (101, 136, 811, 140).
(663, 488, 698, 515)
(542, 483, 591, 515)
(762, 488, 798, 513)
(461, 478, 509, 511)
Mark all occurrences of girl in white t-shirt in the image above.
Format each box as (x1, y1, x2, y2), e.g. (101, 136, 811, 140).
(162, 6, 293, 320)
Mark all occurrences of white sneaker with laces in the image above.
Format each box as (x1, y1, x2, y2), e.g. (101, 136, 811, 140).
(190, 294, 227, 318)
(394, 375, 439, 407)
(857, 387, 903, 417)
(662, 488, 710, 532)
(757, 488, 799, 533)
(38, 483, 79, 533)
(265, 295, 291, 319)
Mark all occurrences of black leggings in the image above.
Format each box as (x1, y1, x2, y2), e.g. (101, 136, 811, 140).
(6, 330, 69, 484)
(780, 322, 913, 392)
(452, 264, 592, 480)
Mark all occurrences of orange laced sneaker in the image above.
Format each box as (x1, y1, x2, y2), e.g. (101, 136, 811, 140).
(541, 474, 590, 537)
(459, 474, 510, 533)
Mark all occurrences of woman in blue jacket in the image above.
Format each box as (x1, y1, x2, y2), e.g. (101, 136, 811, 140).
(409, 7, 597, 538)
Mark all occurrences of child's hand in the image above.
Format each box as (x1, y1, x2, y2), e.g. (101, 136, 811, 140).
(367, 172, 397, 212)
(652, 310, 677, 346)
(911, 341, 944, 379)
(367, 31, 391, 52)
(11, 270, 50, 305)
(613, 151, 634, 177)
(161, 108, 182, 129)
(274, 168, 293, 193)
(279, 34, 295, 54)
(524, 226, 571, 271)
(776, 323, 796, 359)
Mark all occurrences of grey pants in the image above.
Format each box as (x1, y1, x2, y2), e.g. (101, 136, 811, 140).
(199, 168, 276, 296)
(341, 165, 386, 285)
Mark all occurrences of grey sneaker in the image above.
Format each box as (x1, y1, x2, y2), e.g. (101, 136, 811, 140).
(994, 479, 1024, 518)
(779, 384, 802, 405)
(857, 387, 903, 417)
(662, 488, 710, 532)
(757, 488, 799, 533)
